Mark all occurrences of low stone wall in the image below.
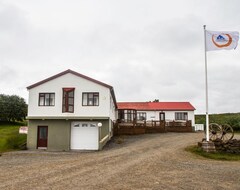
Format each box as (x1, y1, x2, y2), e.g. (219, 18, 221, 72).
(214, 139, 240, 154)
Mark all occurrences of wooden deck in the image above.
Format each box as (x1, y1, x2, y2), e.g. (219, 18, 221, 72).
(114, 120, 193, 135)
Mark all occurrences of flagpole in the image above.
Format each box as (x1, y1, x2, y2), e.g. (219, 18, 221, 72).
(203, 25, 210, 141)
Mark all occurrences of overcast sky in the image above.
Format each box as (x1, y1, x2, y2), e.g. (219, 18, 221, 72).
(1, 0, 240, 114)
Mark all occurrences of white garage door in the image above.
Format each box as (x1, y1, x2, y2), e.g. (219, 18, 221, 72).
(71, 122, 99, 150)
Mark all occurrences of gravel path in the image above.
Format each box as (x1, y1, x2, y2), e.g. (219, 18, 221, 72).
(0, 132, 239, 190)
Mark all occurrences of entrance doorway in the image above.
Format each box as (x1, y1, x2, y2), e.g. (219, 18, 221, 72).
(37, 126, 48, 149)
(159, 112, 165, 121)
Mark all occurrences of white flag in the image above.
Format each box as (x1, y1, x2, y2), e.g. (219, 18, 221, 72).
(206, 30, 239, 51)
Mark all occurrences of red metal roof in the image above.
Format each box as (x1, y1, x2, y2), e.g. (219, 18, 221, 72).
(117, 102, 195, 111)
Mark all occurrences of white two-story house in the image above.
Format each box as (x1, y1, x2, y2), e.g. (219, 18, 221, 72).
(27, 69, 117, 151)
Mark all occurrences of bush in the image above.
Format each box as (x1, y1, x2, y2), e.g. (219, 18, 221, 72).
(226, 117, 240, 131)
(5, 132, 27, 150)
(0, 94, 27, 122)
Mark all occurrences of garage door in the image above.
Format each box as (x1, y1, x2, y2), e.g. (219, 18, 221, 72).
(71, 122, 99, 150)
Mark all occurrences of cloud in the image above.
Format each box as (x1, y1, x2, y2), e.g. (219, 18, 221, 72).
(0, 0, 240, 114)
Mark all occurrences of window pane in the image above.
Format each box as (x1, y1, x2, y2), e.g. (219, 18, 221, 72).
(88, 99, 93, 105)
(39, 128, 47, 139)
(68, 105, 73, 112)
(68, 97, 74, 105)
(39, 96, 44, 106)
(49, 94, 55, 106)
(74, 123, 80, 127)
(82, 123, 88, 127)
(88, 94, 93, 105)
(93, 96, 99, 105)
(68, 91, 74, 97)
(45, 94, 50, 106)
(83, 94, 88, 105)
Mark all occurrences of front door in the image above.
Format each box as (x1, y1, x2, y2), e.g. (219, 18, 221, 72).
(37, 126, 48, 149)
(159, 112, 165, 121)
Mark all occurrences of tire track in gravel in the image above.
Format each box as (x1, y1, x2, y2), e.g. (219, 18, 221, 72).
(1, 132, 239, 190)
(1, 133, 179, 189)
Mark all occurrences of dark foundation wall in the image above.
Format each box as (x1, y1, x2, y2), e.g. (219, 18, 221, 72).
(28, 119, 112, 151)
(27, 120, 71, 151)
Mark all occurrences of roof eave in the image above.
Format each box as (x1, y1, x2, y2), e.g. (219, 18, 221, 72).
(27, 69, 113, 90)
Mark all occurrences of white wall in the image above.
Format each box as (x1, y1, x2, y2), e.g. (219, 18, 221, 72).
(138, 110, 195, 125)
(109, 94, 117, 121)
(28, 73, 115, 119)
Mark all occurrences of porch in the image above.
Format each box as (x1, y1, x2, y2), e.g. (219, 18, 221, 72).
(115, 109, 193, 135)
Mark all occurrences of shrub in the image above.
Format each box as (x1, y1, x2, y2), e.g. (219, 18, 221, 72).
(0, 94, 27, 122)
(5, 132, 27, 150)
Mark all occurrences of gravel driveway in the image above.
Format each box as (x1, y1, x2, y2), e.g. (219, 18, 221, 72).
(0, 132, 239, 190)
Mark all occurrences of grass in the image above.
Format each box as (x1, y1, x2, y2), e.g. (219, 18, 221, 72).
(185, 145, 240, 161)
(195, 113, 240, 132)
(0, 121, 27, 153)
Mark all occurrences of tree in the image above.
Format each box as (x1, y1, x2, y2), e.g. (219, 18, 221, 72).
(0, 94, 27, 122)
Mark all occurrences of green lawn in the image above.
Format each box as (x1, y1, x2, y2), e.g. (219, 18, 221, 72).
(0, 122, 27, 153)
(195, 113, 240, 131)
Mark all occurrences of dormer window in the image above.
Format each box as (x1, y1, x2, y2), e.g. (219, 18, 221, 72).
(62, 88, 75, 113)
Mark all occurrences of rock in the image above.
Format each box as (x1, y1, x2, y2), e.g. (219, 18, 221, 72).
(213, 138, 240, 154)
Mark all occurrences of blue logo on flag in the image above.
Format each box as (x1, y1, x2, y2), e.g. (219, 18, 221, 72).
(216, 35, 227, 42)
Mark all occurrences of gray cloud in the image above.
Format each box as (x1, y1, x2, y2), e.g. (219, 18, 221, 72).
(0, 0, 240, 114)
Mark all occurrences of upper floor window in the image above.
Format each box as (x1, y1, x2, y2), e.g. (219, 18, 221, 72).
(82, 92, 99, 106)
(62, 88, 74, 113)
(175, 112, 188, 120)
(39, 93, 55, 106)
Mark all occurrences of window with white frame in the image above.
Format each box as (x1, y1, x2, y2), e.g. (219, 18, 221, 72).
(175, 112, 188, 120)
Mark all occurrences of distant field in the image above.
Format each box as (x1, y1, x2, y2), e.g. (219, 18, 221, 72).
(0, 122, 27, 152)
(195, 113, 240, 131)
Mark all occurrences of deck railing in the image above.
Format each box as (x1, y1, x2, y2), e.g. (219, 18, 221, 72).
(114, 119, 192, 135)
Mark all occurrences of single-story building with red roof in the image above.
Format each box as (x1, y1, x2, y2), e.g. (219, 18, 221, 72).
(117, 102, 195, 126)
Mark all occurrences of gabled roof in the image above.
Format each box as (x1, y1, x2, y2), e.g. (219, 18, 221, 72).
(27, 69, 117, 108)
(27, 69, 113, 89)
(117, 102, 195, 111)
